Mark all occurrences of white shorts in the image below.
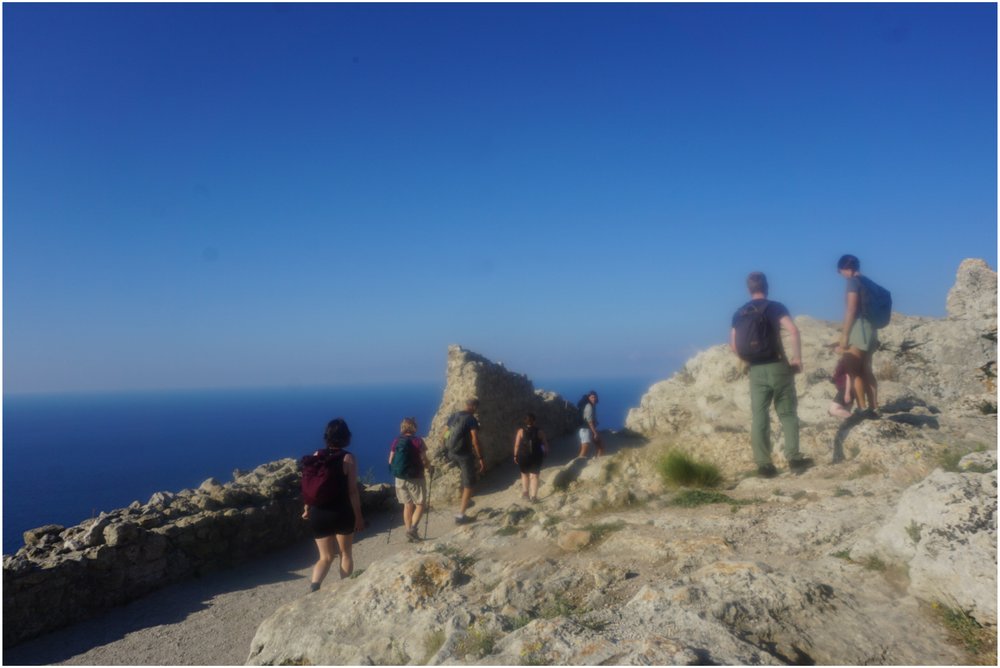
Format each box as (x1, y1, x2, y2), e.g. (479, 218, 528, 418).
(579, 427, 592, 445)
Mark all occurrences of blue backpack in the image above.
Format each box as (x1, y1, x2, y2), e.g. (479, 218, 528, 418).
(859, 277, 892, 329)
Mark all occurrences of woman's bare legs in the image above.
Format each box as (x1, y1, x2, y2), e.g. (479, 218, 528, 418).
(310, 536, 338, 587)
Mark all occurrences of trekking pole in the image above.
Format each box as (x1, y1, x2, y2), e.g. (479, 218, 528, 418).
(424, 469, 434, 541)
(386, 504, 393, 544)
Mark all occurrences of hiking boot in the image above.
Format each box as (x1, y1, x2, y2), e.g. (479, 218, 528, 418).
(454, 515, 469, 525)
(862, 408, 881, 420)
(529, 496, 540, 504)
(406, 527, 420, 542)
(757, 464, 778, 478)
(521, 491, 530, 500)
(789, 457, 815, 474)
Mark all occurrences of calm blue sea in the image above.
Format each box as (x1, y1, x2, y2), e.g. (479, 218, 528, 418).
(2, 377, 655, 553)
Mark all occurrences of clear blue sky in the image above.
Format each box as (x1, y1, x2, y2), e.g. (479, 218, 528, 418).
(4, 3, 997, 394)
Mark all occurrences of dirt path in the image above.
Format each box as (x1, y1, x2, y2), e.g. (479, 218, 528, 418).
(5, 434, 600, 666)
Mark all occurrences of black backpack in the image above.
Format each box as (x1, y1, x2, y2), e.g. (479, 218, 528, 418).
(733, 301, 779, 363)
(576, 396, 591, 427)
(444, 412, 469, 455)
(389, 435, 419, 479)
(519, 425, 539, 458)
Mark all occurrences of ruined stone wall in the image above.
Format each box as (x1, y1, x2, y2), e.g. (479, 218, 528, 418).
(2, 459, 394, 648)
(425, 346, 581, 498)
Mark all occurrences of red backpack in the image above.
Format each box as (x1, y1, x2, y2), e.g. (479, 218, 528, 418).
(300, 448, 348, 507)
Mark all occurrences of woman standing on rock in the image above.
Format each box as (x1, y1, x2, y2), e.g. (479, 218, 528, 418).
(300, 418, 365, 591)
(835, 254, 881, 418)
(513, 413, 548, 502)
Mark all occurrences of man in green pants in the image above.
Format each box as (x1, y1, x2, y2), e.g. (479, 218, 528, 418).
(730, 272, 814, 477)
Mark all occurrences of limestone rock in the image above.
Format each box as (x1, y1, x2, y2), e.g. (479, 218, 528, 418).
(871, 466, 997, 626)
(947, 258, 997, 320)
(248, 496, 965, 666)
(557, 529, 592, 551)
(22, 525, 64, 547)
(625, 259, 997, 479)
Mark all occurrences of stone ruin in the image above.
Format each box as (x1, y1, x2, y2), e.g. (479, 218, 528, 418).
(2, 459, 394, 648)
(424, 345, 581, 500)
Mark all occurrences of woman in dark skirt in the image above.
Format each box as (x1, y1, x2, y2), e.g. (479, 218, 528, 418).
(513, 413, 548, 503)
(302, 418, 364, 591)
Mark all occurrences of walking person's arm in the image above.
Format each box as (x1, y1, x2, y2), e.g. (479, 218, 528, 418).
(779, 315, 802, 373)
(585, 404, 600, 443)
(470, 428, 485, 473)
(344, 454, 365, 533)
(539, 429, 549, 455)
(838, 290, 859, 353)
(513, 428, 523, 464)
(729, 327, 738, 356)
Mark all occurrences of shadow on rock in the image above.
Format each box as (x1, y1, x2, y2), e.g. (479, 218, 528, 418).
(832, 414, 866, 463)
(887, 413, 940, 429)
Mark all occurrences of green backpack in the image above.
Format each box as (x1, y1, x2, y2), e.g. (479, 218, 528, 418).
(389, 435, 419, 479)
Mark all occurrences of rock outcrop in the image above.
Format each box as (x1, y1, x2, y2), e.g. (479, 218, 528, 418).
(859, 450, 998, 627)
(2, 460, 394, 648)
(425, 345, 580, 499)
(625, 259, 997, 480)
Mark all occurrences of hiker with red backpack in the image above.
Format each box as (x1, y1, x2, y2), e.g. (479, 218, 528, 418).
(730, 272, 813, 477)
(388, 417, 434, 542)
(835, 254, 891, 419)
(300, 418, 365, 591)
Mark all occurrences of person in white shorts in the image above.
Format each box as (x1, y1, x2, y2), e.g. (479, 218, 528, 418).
(576, 391, 603, 458)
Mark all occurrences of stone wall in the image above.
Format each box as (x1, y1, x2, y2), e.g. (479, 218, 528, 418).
(2, 459, 394, 648)
(425, 346, 581, 499)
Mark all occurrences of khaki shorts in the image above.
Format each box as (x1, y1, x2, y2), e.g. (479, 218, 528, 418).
(395, 477, 428, 505)
(848, 317, 879, 352)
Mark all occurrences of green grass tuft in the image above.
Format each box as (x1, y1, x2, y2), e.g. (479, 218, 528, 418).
(454, 626, 499, 659)
(670, 489, 755, 508)
(579, 520, 626, 544)
(657, 451, 722, 488)
(421, 629, 446, 665)
(933, 603, 997, 664)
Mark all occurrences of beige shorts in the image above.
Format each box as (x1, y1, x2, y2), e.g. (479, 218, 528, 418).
(848, 317, 879, 352)
(395, 477, 428, 506)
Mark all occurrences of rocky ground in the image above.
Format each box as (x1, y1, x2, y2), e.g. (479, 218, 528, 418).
(244, 430, 995, 666)
(4, 426, 994, 666)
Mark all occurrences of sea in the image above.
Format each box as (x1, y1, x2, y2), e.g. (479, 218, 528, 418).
(2, 377, 658, 553)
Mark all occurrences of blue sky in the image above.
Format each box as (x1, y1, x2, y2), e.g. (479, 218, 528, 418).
(4, 3, 997, 394)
